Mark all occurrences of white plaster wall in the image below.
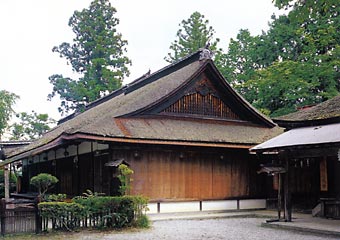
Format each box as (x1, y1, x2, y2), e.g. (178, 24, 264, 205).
(202, 200, 238, 211)
(147, 203, 158, 214)
(239, 199, 266, 210)
(160, 201, 200, 213)
(55, 148, 65, 159)
(147, 199, 267, 214)
(95, 142, 109, 150)
(78, 141, 92, 155)
(47, 150, 55, 161)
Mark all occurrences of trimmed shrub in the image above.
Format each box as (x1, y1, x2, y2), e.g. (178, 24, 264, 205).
(135, 214, 150, 228)
(45, 193, 67, 202)
(73, 195, 135, 228)
(30, 173, 58, 199)
(39, 195, 149, 231)
(39, 202, 85, 231)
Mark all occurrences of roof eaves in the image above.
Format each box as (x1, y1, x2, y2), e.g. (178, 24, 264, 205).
(274, 116, 340, 129)
(205, 61, 276, 128)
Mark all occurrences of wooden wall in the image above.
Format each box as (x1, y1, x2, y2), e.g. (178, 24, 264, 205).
(23, 144, 265, 200)
(111, 145, 265, 201)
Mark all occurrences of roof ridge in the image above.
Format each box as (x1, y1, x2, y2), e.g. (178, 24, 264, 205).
(58, 50, 203, 125)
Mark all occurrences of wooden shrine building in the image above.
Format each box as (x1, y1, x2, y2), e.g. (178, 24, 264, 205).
(251, 95, 340, 220)
(2, 49, 282, 212)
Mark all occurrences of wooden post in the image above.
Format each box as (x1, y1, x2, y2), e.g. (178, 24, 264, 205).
(0, 199, 6, 236)
(35, 197, 42, 234)
(284, 157, 292, 222)
(277, 173, 282, 220)
(4, 165, 9, 200)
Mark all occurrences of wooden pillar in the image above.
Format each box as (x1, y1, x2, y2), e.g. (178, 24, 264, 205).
(284, 156, 292, 222)
(0, 199, 6, 236)
(4, 165, 9, 200)
(73, 145, 80, 195)
(278, 173, 282, 220)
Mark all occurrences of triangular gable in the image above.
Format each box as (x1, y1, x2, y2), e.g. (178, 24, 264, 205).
(159, 74, 241, 120)
(124, 60, 274, 127)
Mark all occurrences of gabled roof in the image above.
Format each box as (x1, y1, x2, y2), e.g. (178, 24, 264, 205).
(251, 122, 340, 152)
(274, 95, 340, 128)
(0, 141, 31, 159)
(251, 95, 340, 153)
(6, 50, 281, 162)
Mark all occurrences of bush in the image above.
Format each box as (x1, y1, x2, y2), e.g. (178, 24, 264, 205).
(45, 193, 67, 202)
(73, 195, 135, 228)
(135, 214, 150, 228)
(39, 194, 149, 231)
(117, 164, 133, 195)
(38, 202, 85, 231)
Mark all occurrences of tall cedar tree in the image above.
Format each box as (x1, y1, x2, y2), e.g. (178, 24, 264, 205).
(0, 90, 18, 139)
(48, 0, 131, 114)
(223, 0, 340, 117)
(165, 12, 223, 65)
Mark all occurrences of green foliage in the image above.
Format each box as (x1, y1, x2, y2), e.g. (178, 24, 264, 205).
(39, 194, 149, 231)
(0, 90, 19, 138)
(45, 193, 67, 202)
(48, 0, 131, 114)
(30, 173, 59, 199)
(245, 61, 322, 116)
(117, 164, 133, 196)
(130, 195, 149, 224)
(165, 11, 223, 64)
(73, 195, 148, 228)
(222, 0, 340, 116)
(134, 214, 150, 228)
(73, 195, 134, 228)
(39, 202, 85, 231)
(221, 29, 263, 88)
(9, 110, 56, 140)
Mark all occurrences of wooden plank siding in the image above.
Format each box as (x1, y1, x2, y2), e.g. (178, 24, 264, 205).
(23, 145, 266, 201)
(110, 146, 265, 201)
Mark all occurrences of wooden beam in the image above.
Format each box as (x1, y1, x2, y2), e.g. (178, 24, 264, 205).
(289, 147, 338, 159)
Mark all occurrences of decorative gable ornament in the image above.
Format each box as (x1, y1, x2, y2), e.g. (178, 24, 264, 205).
(199, 48, 213, 61)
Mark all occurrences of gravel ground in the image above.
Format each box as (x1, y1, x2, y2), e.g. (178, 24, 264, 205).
(71, 218, 335, 240)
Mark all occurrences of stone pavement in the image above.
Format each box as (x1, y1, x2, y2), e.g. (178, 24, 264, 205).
(260, 211, 340, 238)
(148, 210, 340, 237)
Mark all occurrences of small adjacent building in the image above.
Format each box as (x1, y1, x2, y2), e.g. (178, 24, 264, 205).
(0, 141, 31, 160)
(251, 95, 340, 220)
(2, 50, 282, 212)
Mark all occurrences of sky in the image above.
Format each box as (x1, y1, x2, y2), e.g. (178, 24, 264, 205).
(0, 0, 283, 121)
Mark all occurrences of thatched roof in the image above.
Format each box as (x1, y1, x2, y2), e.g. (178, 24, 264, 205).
(274, 95, 340, 128)
(6, 50, 282, 162)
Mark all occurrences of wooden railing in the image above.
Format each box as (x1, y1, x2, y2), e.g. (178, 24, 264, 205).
(0, 198, 41, 235)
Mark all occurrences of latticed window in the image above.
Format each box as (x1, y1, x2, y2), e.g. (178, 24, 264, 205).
(162, 93, 240, 120)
